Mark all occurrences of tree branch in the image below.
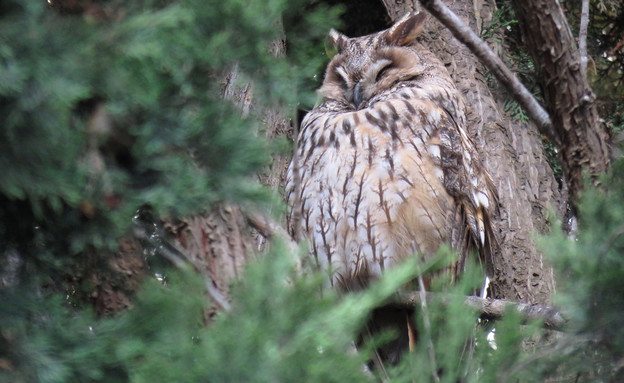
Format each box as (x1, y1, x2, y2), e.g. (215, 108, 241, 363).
(417, 0, 555, 139)
(398, 291, 568, 330)
(245, 209, 299, 253)
(579, 0, 590, 74)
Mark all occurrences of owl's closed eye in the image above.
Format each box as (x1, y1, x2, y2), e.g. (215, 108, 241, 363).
(320, 13, 427, 109)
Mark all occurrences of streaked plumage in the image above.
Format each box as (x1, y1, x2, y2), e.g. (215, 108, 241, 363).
(286, 12, 497, 291)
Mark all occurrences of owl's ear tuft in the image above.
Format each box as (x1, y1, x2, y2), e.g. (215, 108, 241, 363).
(326, 29, 349, 57)
(385, 12, 426, 46)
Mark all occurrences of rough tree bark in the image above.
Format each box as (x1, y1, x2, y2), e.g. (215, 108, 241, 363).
(382, 0, 563, 304)
(512, 0, 610, 200)
(164, 205, 254, 320)
(164, 44, 292, 319)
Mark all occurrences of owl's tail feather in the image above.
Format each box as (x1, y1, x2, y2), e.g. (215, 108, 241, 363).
(453, 202, 498, 283)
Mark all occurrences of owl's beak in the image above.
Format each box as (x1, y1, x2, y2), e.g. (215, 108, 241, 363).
(353, 81, 363, 108)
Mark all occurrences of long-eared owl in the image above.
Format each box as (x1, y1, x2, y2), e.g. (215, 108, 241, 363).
(286, 12, 497, 290)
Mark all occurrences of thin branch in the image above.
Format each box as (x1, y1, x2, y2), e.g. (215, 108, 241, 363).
(418, 276, 441, 382)
(579, 0, 590, 74)
(245, 209, 298, 254)
(398, 291, 568, 330)
(418, 0, 554, 138)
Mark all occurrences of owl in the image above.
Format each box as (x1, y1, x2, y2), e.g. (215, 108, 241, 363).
(286, 12, 497, 292)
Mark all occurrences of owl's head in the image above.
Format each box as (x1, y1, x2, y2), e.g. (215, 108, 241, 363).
(320, 12, 427, 109)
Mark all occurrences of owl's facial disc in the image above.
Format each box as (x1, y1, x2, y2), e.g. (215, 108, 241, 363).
(320, 37, 424, 108)
(322, 56, 397, 109)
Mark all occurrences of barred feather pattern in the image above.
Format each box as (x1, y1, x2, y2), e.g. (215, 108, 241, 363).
(286, 13, 497, 290)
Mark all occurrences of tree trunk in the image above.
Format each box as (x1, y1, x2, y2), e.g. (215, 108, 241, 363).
(165, 204, 255, 320)
(512, 0, 610, 200)
(163, 46, 292, 318)
(382, 0, 562, 304)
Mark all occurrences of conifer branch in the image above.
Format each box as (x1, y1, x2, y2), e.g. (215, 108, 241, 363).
(418, 0, 554, 138)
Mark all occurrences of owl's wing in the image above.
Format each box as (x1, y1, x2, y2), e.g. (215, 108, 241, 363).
(432, 106, 498, 276)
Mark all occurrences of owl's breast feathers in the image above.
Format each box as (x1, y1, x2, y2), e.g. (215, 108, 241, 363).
(286, 85, 497, 289)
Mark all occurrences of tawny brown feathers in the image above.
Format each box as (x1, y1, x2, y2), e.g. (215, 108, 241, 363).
(286, 12, 497, 290)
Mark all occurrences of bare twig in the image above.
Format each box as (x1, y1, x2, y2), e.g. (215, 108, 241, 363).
(245, 209, 299, 254)
(579, 0, 590, 74)
(399, 291, 568, 330)
(418, 0, 554, 138)
(418, 276, 441, 382)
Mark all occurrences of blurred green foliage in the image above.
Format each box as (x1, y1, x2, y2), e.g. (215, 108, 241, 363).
(0, 0, 339, 284)
(537, 160, 624, 382)
(0, 0, 339, 225)
(480, 5, 517, 43)
(0, 239, 416, 383)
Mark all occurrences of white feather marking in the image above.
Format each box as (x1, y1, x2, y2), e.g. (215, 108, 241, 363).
(336, 67, 352, 87)
(477, 191, 490, 209)
(428, 144, 440, 159)
(433, 167, 444, 180)
(476, 210, 486, 245)
(471, 191, 479, 205)
(428, 108, 441, 122)
(481, 276, 490, 299)
(458, 128, 470, 142)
